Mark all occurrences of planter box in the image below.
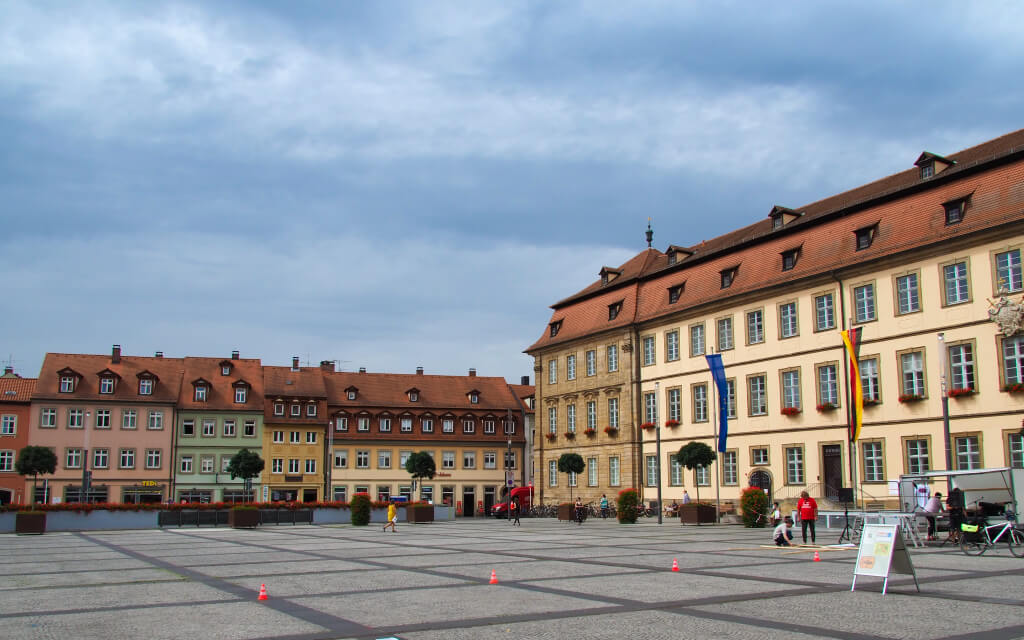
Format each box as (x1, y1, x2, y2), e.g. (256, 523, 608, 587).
(16, 512, 46, 535)
(228, 509, 260, 528)
(406, 505, 434, 523)
(678, 504, 717, 525)
(557, 504, 575, 521)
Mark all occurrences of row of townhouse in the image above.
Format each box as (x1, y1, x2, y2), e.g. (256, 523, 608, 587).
(528, 128, 1024, 509)
(2, 348, 533, 510)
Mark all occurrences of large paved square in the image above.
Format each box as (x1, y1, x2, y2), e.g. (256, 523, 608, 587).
(2, 518, 1022, 639)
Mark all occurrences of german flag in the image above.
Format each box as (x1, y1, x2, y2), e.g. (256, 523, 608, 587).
(841, 327, 864, 441)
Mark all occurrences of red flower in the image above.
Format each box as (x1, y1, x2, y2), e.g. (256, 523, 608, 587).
(583, 428, 597, 436)
(564, 431, 576, 439)
(947, 388, 975, 398)
(898, 394, 924, 403)
(665, 419, 680, 427)
(545, 433, 556, 441)
(816, 403, 837, 412)
(603, 426, 619, 435)
(640, 422, 656, 430)
(780, 407, 801, 416)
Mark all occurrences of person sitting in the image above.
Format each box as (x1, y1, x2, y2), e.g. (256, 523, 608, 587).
(923, 491, 943, 541)
(664, 500, 679, 516)
(774, 516, 794, 546)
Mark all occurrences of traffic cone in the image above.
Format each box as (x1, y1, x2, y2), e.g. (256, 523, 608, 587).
(489, 570, 498, 584)
(257, 583, 268, 600)
(813, 551, 821, 562)
(671, 558, 679, 572)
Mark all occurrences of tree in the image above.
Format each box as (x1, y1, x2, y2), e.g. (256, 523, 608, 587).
(16, 446, 57, 505)
(226, 449, 265, 500)
(675, 442, 716, 505)
(557, 453, 585, 503)
(405, 451, 436, 500)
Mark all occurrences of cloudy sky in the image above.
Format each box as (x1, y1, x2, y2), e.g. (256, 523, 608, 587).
(3, 2, 1023, 383)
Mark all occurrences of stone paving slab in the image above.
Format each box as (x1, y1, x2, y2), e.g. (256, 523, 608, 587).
(224, 567, 472, 597)
(198, 559, 369, 578)
(0, 580, 233, 615)
(2, 567, 184, 589)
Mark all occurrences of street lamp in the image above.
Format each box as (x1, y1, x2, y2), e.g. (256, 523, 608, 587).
(507, 436, 513, 522)
(655, 382, 663, 525)
(937, 333, 953, 494)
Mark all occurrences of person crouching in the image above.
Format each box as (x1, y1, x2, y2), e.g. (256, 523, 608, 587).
(774, 516, 794, 546)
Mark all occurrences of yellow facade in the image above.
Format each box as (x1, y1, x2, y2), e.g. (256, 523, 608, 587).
(261, 423, 326, 501)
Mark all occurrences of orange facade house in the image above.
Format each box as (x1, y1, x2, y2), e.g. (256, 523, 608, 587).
(0, 368, 35, 504)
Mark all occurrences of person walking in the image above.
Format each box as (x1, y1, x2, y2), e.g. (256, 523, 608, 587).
(574, 497, 584, 525)
(510, 498, 521, 526)
(771, 502, 782, 527)
(682, 490, 691, 504)
(600, 494, 609, 519)
(383, 501, 398, 533)
(797, 491, 818, 544)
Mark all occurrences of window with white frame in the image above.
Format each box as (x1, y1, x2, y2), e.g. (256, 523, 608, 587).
(1002, 336, 1024, 387)
(815, 292, 835, 331)
(148, 411, 163, 430)
(644, 392, 656, 424)
(484, 452, 497, 469)
(666, 330, 680, 361)
(181, 455, 194, 473)
(356, 450, 370, 468)
(60, 375, 75, 393)
(272, 430, 284, 443)
(307, 403, 317, 417)
(235, 387, 247, 403)
(690, 324, 705, 356)
(269, 458, 283, 474)
(463, 451, 476, 469)
(65, 448, 82, 469)
(752, 447, 769, 465)
(223, 420, 236, 437)
(668, 388, 680, 422)
(119, 448, 135, 469)
(996, 249, 1023, 293)
(696, 465, 710, 486)
(274, 403, 284, 416)
(567, 404, 576, 433)
(93, 449, 108, 469)
(288, 459, 300, 474)
(68, 409, 83, 428)
(484, 419, 495, 434)
(306, 431, 317, 444)
(146, 449, 161, 469)
(41, 408, 56, 428)
(818, 364, 838, 406)
(586, 401, 596, 430)
(290, 404, 300, 417)
(943, 261, 970, 305)
(358, 417, 370, 432)
(548, 359, 557, 384)
(201, 456, 214, 473)
(1008, 433, 1023, 469)
(567, 354, 577, 380)
(548, 407, 557, 434)
(669, 457, 682, 485)
(463, 419, 475, 433)
(378, 449, 392, 469)
(334, 450, 348, 468)
(717, 317, 733, 351)
(722, 451, 737, 485)
(588, 457, 598, 486)
(906, 439, 929, 474)
(221, 456, 231, 473)
(202, 419, 215, 437)
(0, 415, 14, 435)
(853, 284, 876, 322)
(549, 460, 558, 486)
(503, 418, 515, 434)
(586, 350, 596, 375)
(0, 450, 13, 472)
(693, 384, 708, 422)
(401, 418, 413, 432)
(862, 442, 883, 482)
(139, 378, 153, 395)
(779, 302, 798, 338)
(609, 456, 620, 486)
(289, 430, 300, 443)
(442, 418, 454, 433)
(607, 344, 618, 372)
(782, 370, 801, 409)
(901, 351, 925, 397)
(608, 397, 619, 428)
(859, 358, 880, 402)
(380, 417, 392, 432)
(568, 471, 577, 487)
(786, 447, 804, 484)
(725, 379, 736, 418)
(955, 436, 981, 470)
(94, 409, 110, 429)
(195, 385, 207, 402)
(99, 377, 114, 394)
(421, 418, 433, 433)
(896, 273, 920, 314)
(949, 343, 975, 392)
(122, 409, 136, 430)
(244, 419, 256, 437)
(642, 336, 655, 366)
(747, 309, 764, 344)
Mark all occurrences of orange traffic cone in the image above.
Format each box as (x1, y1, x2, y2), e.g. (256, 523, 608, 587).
(813, 551, 821, 562)
(489, 570, 498, 584)
(257, 583, 268, 600)
(671, 558, 679, 572)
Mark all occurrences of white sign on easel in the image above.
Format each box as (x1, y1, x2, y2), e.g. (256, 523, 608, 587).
(851, 523, 920, 595)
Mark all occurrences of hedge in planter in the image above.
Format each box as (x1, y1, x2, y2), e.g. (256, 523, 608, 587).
(739, 486, 770, 528)
(350, 493, 372, 526)
(228, 506, 261, 528)
(617, 488, 639, 524)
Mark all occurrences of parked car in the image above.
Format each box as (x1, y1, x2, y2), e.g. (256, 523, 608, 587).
(490, 486, 533, 517)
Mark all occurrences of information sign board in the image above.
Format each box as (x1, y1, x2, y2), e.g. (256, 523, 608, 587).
(851, 523, 919, 595)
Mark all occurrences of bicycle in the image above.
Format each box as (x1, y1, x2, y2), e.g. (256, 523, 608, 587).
(960, 509, 1024, 557)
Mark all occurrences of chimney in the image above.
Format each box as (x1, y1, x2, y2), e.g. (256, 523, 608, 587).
(468, 368, 476, 377)
(291, 356, 300, 371)
(154, 351, 163, 358)
(521, 375, 530, 385)
(320, 360, 334, 372)
(358, 367, 366, 373)
(3, 366, 12, 376)
(112, 344, 121, 364)
(231, 350, 239, 360)
(416, 366, 424, 375)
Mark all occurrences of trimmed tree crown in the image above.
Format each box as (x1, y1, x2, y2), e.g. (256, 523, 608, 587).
(405, 451, 437, 480)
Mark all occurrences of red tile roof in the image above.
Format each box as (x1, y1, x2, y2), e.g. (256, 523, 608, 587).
(263, 366, 328, 399)
(33, 353, 185, 403)
(0, 377, 36, 403)
(177, 357, 265, 411)
(528, 128, 1024, 352)
(324, 371, 521, 412)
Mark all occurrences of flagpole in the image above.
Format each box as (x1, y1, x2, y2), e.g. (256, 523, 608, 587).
(712, 349, 721, 524)
(842, 320, 860, 510)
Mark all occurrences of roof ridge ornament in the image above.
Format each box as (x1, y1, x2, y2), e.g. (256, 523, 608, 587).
(646, 217, 653, 248)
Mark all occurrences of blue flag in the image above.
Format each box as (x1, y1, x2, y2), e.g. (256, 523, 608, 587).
(705, 353, 729, 452)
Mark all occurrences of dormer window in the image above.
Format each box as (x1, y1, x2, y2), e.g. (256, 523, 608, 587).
(407, 388, 419, 402)
(221, 365, 230, 376)
(920, 163, 934, 179)
(348, 390, 356, 400)
(470, 393, 479, 404)
(549, 320, 562, 337)
(139, 378, 153, 395)
(290, 403, 301, 417)
(668, 284, 684, 304)
(720, 266, 738, 289)
(599, 266, 622, 286)
(608, 301, 623, 321)
(769, 206, 803, 230)
(274, 402, 284, 416)
(99, 378, 114, 394)
(306, 403, 317, 417)
(772, 216, 784, 230)
(665, 245, 694, 266)
(60, 375, 75, 393)
(781, 248, 800, 272)
(234, 385, 248, 404)
(346, 386, 358, 400)
(194, 385, 207, 402)
(944, 196, 969, 225)
(855, 224, 878, 251)
(915, 151, 954, 180)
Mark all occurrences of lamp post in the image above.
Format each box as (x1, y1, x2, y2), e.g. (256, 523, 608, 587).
(937, 333, 953, 494)
(655, 382, 663, 525)
(507, 436, 513, 522)
(82, 410, 91, 504)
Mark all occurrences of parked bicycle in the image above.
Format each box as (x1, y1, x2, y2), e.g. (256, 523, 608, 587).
(960, 508, 1024, 557)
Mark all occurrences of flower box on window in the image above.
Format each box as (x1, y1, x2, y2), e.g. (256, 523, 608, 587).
(861, 398, 880, 406)
(545, 433, 556, 442)
(898, 394, 924, 403)
(947, 388, 975, 398)
(603, 426, 619, 436)
(583, 428, 597, 437)
(815, 402, 837, 412)
(640, 422, 656, 430)
(780, 407, 801, 416)
(564, 431, 576, 439)
(1002, 383, 1024, 394)
(665, 419, 680, 427)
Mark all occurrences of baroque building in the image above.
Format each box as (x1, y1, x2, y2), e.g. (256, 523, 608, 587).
(529, 129, 1024, 508)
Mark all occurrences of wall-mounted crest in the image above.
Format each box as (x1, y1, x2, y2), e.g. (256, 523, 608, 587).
(988, 296, 1024, 337)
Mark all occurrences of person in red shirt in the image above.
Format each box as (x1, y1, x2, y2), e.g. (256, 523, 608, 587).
(797, 491, 818, 544)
